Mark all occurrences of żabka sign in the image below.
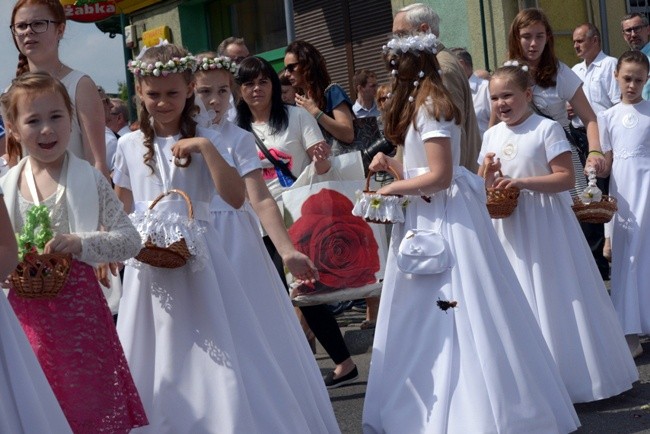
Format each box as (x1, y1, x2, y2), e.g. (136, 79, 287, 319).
(60, 0, 118, 23)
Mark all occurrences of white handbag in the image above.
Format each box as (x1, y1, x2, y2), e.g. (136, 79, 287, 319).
(397, 229, 451, 275)
(396, 173, 451, 275)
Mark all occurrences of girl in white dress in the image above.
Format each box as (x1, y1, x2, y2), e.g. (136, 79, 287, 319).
(0, 186, 72, 434)
(598, 50, 650, 358)
(362, 34, 580, 434)
(192, 53, 339, 432)
(480, 63, 638, 403)
(114, 43, 338, 433)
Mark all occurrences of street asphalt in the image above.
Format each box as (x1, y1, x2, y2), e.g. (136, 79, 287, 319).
(317, 308, 650, 433)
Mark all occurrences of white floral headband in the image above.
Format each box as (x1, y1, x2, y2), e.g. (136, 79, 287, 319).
(382, 33, 439, 55)
(503, 60, 529, 72)
(196, 56, 238, 74)
(127, 39, 197, 77)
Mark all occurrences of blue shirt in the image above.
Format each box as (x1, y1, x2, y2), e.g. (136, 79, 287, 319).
(352, 100, 380, 118)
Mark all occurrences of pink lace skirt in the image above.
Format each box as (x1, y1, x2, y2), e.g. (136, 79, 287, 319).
(8, 260, 148, 434)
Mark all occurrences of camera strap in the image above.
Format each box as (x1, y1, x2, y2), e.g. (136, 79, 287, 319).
(251, 130, 297, 181)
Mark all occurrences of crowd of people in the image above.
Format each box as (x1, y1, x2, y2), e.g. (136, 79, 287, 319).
(0, 0, 649, 433)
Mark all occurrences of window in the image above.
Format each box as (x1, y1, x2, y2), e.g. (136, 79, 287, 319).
(628, 0, 650, 19)
(209, 0, 287, 54)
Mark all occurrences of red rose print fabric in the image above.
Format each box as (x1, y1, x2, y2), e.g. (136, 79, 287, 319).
(288, 188, 380, 293)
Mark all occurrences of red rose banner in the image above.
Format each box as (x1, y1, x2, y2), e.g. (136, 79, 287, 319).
(283, 179, 388, 305)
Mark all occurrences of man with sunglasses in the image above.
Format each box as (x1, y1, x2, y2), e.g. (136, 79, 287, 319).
(621, 13, 650, 100)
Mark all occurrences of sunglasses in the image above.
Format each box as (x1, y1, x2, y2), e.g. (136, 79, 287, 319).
(378, 96, 388, 103)
(285, 62, 299, 73)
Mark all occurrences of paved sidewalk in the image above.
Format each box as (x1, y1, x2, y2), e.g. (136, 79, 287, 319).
(316, 309, 650, 434)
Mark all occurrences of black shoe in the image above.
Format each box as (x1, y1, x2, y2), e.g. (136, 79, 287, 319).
(324, 366, 359, 389)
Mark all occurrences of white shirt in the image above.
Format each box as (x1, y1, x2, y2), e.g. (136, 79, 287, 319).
(117, 125, 131, 137)
(469, 74, 491, 136)
(532, 62, 582, 128)
(571, 51, 620, 128)
(352, 101, 380, 118)
(104, 127, 118, 171)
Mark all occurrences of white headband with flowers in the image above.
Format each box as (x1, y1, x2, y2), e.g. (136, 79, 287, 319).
(382, 33, 439, 55)
(196, 56, 238, 74)
(127, 39, 197, 77)
(503, 60, 529, 71)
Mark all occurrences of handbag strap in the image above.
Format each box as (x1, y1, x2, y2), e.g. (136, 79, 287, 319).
(251, 129, 297, 181)
(403, 159, 447, 233)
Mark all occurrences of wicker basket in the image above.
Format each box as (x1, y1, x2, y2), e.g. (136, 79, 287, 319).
(9, 253, 72, 299)
(353, 167, 405, 224)
(485, 170, 520, 219)
(135, 189, 194, 268)
(571, 195, 617, 224)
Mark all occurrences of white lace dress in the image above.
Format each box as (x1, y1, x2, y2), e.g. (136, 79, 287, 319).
(114, 128, 337, 433)
(599, 100, 650, 334)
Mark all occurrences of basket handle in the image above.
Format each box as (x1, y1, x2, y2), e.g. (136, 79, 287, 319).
(148, 189, 194, 219)
(365, 166, 402, 191)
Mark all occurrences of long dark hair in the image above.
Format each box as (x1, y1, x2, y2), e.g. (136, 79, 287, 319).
(235, 56, 288, 135)
(285, 40, 331, 110)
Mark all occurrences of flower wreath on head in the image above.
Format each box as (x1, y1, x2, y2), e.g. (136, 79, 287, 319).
(382, 33, 439, 55)
(127, 39, 197, 77)
(196, 56, 238, 74)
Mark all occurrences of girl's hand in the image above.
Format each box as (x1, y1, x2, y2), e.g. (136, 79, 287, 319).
(294, 94, 319, 117)
(171, 138, 209, 159)
(44, 234, 82, 255)
(283, 250, 319, 284)
(481, 153, 501, 187)
(95, 262, 121, 287)
(368, 152, 392, 173)
(376, 182, 399, 195)
(493, 175, 522, 190)
(585, 153, 606, 177)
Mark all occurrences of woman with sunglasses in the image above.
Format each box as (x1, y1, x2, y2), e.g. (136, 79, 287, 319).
(284, 40, 355, 146)
(8, 0, 108, 177)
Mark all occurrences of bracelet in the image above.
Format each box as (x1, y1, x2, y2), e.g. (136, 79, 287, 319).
(588, 150, 604, 157)
(315, 110, 324, 121)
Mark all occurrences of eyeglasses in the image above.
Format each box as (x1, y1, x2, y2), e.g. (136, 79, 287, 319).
(10, 19, 59, 36)
(378, 96, 388, 103)
(623, 24, 648, 35)
(285, 62, 299, 73)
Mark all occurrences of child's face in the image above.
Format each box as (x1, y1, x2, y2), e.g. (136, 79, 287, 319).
(9, 90, 70, 166)
(195, 70, 231, 124)
(490, 76, 532, 126)
(615, 61, 648, 104)
(281, 84, 296, 104)
(136, 73, 194, 136)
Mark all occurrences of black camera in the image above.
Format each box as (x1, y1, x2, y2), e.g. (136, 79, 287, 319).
(360, 135, 396, 175)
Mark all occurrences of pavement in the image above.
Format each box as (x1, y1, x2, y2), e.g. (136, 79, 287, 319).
(316, 308, 650, 434)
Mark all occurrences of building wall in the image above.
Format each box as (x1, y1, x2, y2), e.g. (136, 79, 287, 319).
(128, 1, 183, 55)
